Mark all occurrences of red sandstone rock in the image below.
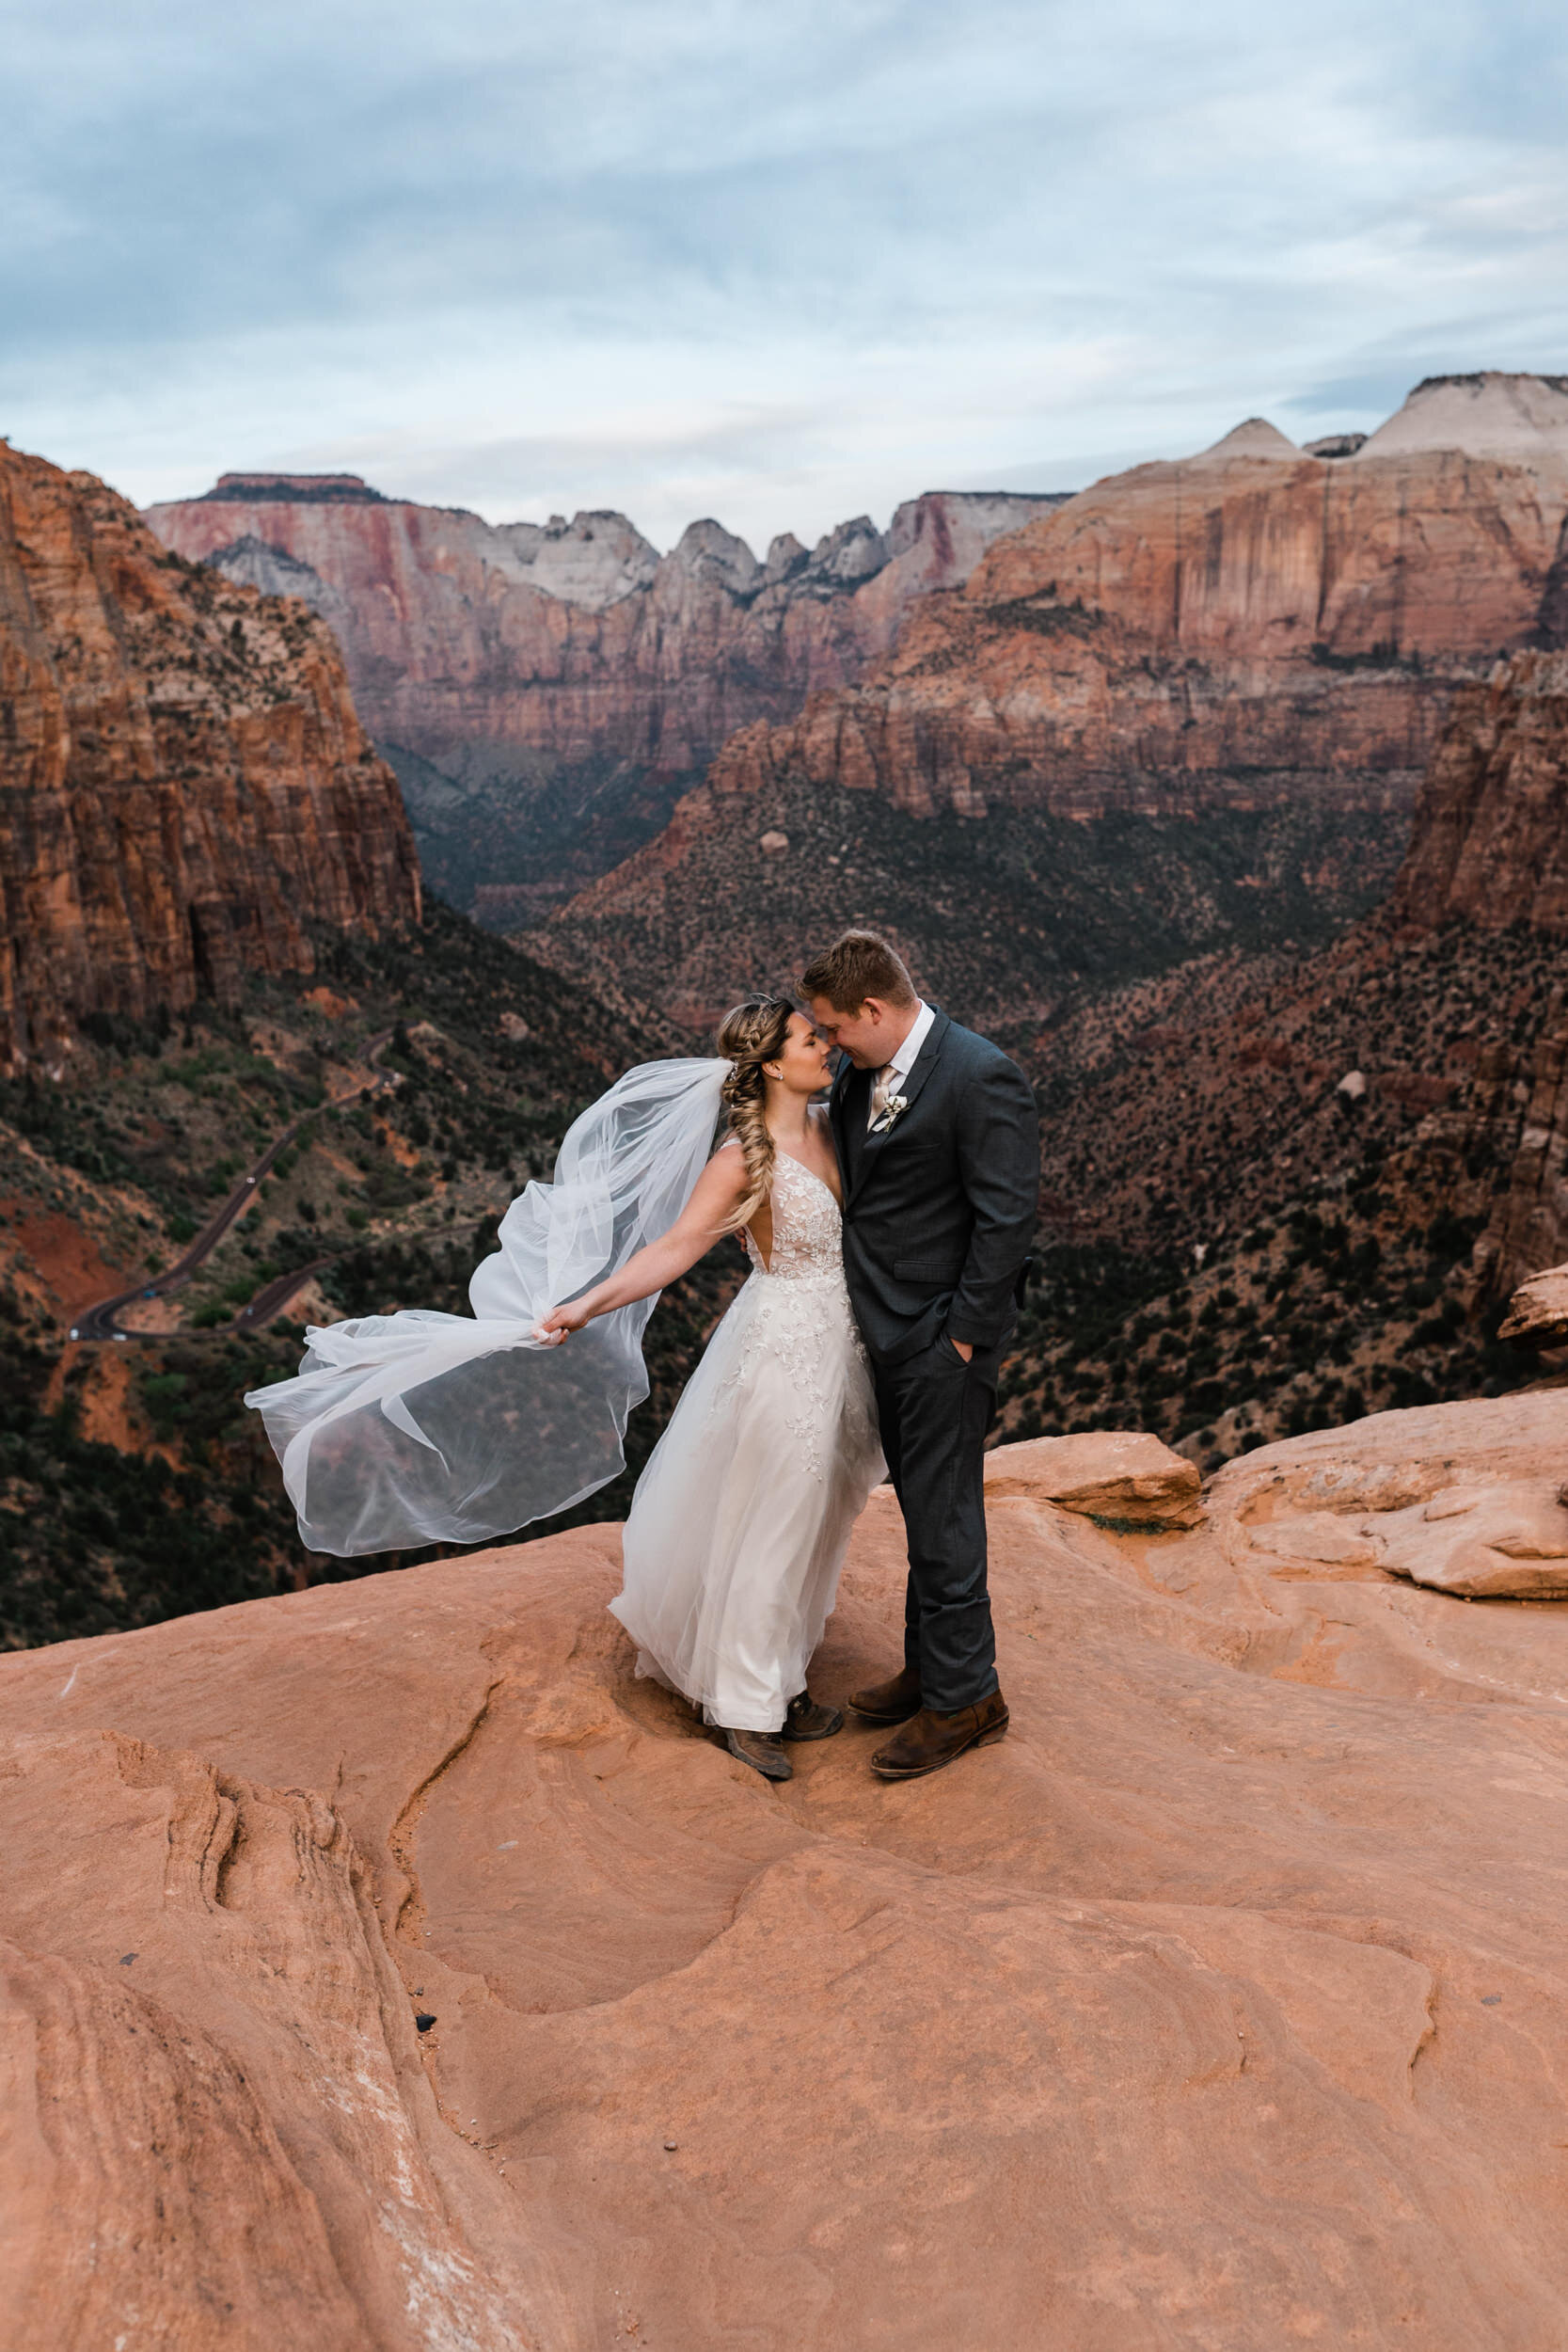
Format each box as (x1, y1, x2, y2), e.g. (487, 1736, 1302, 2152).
(702, 431, 1561, 827)
(529, 377, 1568, 1025)
(982, 1427, 1202, 1524)
(1500, 1260, 1568, 1345)
(0, 445, 420, 1073)
(1391, 649, 1568, 933)
(1373, 1480, 1568, 1597)
(142, 482, 1056, 824)
(1471, 984, 1568, 1302)
(5, 1397, 1568, 2346)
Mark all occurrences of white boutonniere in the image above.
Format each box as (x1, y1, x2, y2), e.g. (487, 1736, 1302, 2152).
(871, 1092, 910, 1136)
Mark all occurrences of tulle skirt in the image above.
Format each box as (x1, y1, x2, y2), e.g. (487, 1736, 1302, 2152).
(610, 1265, 884, 1732)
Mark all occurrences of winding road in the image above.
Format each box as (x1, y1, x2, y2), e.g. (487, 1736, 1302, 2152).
(71, 1030, 395, 1343)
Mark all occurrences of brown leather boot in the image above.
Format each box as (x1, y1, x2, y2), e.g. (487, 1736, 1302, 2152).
(847, 1665, 923, 1724)
(720, 1727, 792, 1781)
(782, 1690, 844, 1740)
(870, 1691, 1009, 1781)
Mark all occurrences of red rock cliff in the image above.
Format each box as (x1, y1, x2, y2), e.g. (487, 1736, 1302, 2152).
(1390, 648, 1568, 933)
(143, 484, 1057, 783)
(1386, 643, 1568, 1289)
(706, 378, 1568, 823)
(0, 443, 420, 1073)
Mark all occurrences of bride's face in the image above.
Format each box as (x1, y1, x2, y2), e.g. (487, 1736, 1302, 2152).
(769, 1012, 833, 1096)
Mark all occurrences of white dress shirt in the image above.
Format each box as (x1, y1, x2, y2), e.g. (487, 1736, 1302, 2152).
(867, 998, 935, 1128)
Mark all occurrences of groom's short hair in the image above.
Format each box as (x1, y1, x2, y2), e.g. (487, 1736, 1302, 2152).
(800, 931, 917, 1013)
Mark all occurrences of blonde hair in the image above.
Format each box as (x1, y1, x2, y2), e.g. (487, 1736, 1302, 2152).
(800, 930, 916, 1013)
(717, 994, 797, 1228)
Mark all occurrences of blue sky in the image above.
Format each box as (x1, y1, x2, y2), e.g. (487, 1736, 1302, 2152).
(3, 0, 1565, 549)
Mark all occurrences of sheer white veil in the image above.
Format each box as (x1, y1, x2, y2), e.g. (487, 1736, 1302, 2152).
(245, 1057, 728, 1556)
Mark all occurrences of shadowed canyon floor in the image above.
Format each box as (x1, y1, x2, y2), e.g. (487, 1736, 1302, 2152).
(4, 1399, 1568, 2347)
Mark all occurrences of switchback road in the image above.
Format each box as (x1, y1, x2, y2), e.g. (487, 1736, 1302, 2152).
(71, 1030, 394, 1343)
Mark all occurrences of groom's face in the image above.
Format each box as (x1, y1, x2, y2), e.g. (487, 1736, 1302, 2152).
(809, 993, 893, 1069)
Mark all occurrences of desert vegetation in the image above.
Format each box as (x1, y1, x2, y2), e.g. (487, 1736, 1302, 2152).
(0, 901, 743, 1647)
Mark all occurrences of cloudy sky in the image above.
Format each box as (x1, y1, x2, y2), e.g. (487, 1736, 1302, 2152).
(4, 0, 1565, 550)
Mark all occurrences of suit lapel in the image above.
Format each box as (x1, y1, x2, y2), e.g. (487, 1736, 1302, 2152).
(847, 1009, 950, 1203)
(831, 1059, 868, 1191)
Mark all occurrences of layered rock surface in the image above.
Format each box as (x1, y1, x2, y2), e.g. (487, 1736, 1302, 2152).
(711, 369, 1568, 821)
(1002, 629, 1568, 1325)
(5, 1397, 1568, 2348)
(144, 478, 1061, 913)
(530, 374, 1568, 1024)
(0, 444, 420, 1073)
(1391, 647, 1568, 932)
(1501, 1261, 1568, 1346)
(705, 376, 1568, 818)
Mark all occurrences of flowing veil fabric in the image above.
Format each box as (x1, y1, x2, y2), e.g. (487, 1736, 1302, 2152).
(245, 1057, 727, 1555)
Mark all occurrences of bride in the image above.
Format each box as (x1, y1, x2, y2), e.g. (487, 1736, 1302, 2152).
(245, 996, 884, 1783)
(536, 996, 882, 1777)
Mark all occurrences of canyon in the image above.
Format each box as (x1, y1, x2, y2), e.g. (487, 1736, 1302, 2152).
(0, 443, 420, 1077)
(6, 1399, 1568, 2348)
(949, 642, 1568, 1463)
(5, 385, 1568, 1634)
(1391, 644, 1568, 933)
(7, 402, 1568, 2347)
(145, 475, 1061, 917)
(1026, 644, 1568, 1285)
(706, 371, 1568, 821)
(528, 373, 1568, 1030)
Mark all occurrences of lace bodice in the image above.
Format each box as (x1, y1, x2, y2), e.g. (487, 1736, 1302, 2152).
(742, 1150, 845, 1284)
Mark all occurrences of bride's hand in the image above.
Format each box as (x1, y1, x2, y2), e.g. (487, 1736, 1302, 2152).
(532, 1302, 591, 1345)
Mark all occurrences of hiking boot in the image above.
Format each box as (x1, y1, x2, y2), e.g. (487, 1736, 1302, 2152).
(720, 1726, 792, 1781)
(870, 1691, 1009, 1781)
(782, 1689, 844, 1740)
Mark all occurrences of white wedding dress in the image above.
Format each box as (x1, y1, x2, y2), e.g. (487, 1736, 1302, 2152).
(610, 1141, 885, 1732)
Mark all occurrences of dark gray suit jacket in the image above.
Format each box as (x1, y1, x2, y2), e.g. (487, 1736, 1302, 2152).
(829, 1009, 1039, 1367)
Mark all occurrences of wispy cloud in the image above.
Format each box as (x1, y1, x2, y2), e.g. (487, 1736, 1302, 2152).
(2, 0, 1564, 549)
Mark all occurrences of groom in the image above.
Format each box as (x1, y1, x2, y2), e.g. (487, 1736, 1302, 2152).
(803, 931, 1039, 1781)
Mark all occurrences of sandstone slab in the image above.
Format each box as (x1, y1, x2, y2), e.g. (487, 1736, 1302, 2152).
(983, 1427, 1203, 1525)
(1375, 1479, 1568, 1598)
(1243, 1509, 1383, 1569)
(5, 1395, 1568, 2346)
(1499, 1259, 1568, 1345)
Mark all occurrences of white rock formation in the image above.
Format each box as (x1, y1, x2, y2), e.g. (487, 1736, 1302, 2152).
(1195, 419, 1301, 463)
(1355, 372, 1568, 490)
(485, 509, 660, 606)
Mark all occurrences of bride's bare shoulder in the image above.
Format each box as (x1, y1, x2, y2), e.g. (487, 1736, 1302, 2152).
(709, 1135, 750, 1189)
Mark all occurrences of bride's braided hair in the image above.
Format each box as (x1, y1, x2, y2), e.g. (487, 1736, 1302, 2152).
(717, 994, 797, 1229)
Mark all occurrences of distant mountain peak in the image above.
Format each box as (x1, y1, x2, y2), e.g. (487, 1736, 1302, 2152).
(1197, 418, 1300, 462)
(1358, 372, 1568, 469)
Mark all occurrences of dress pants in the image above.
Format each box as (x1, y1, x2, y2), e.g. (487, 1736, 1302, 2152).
(872, 1336, 1002, 1711)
